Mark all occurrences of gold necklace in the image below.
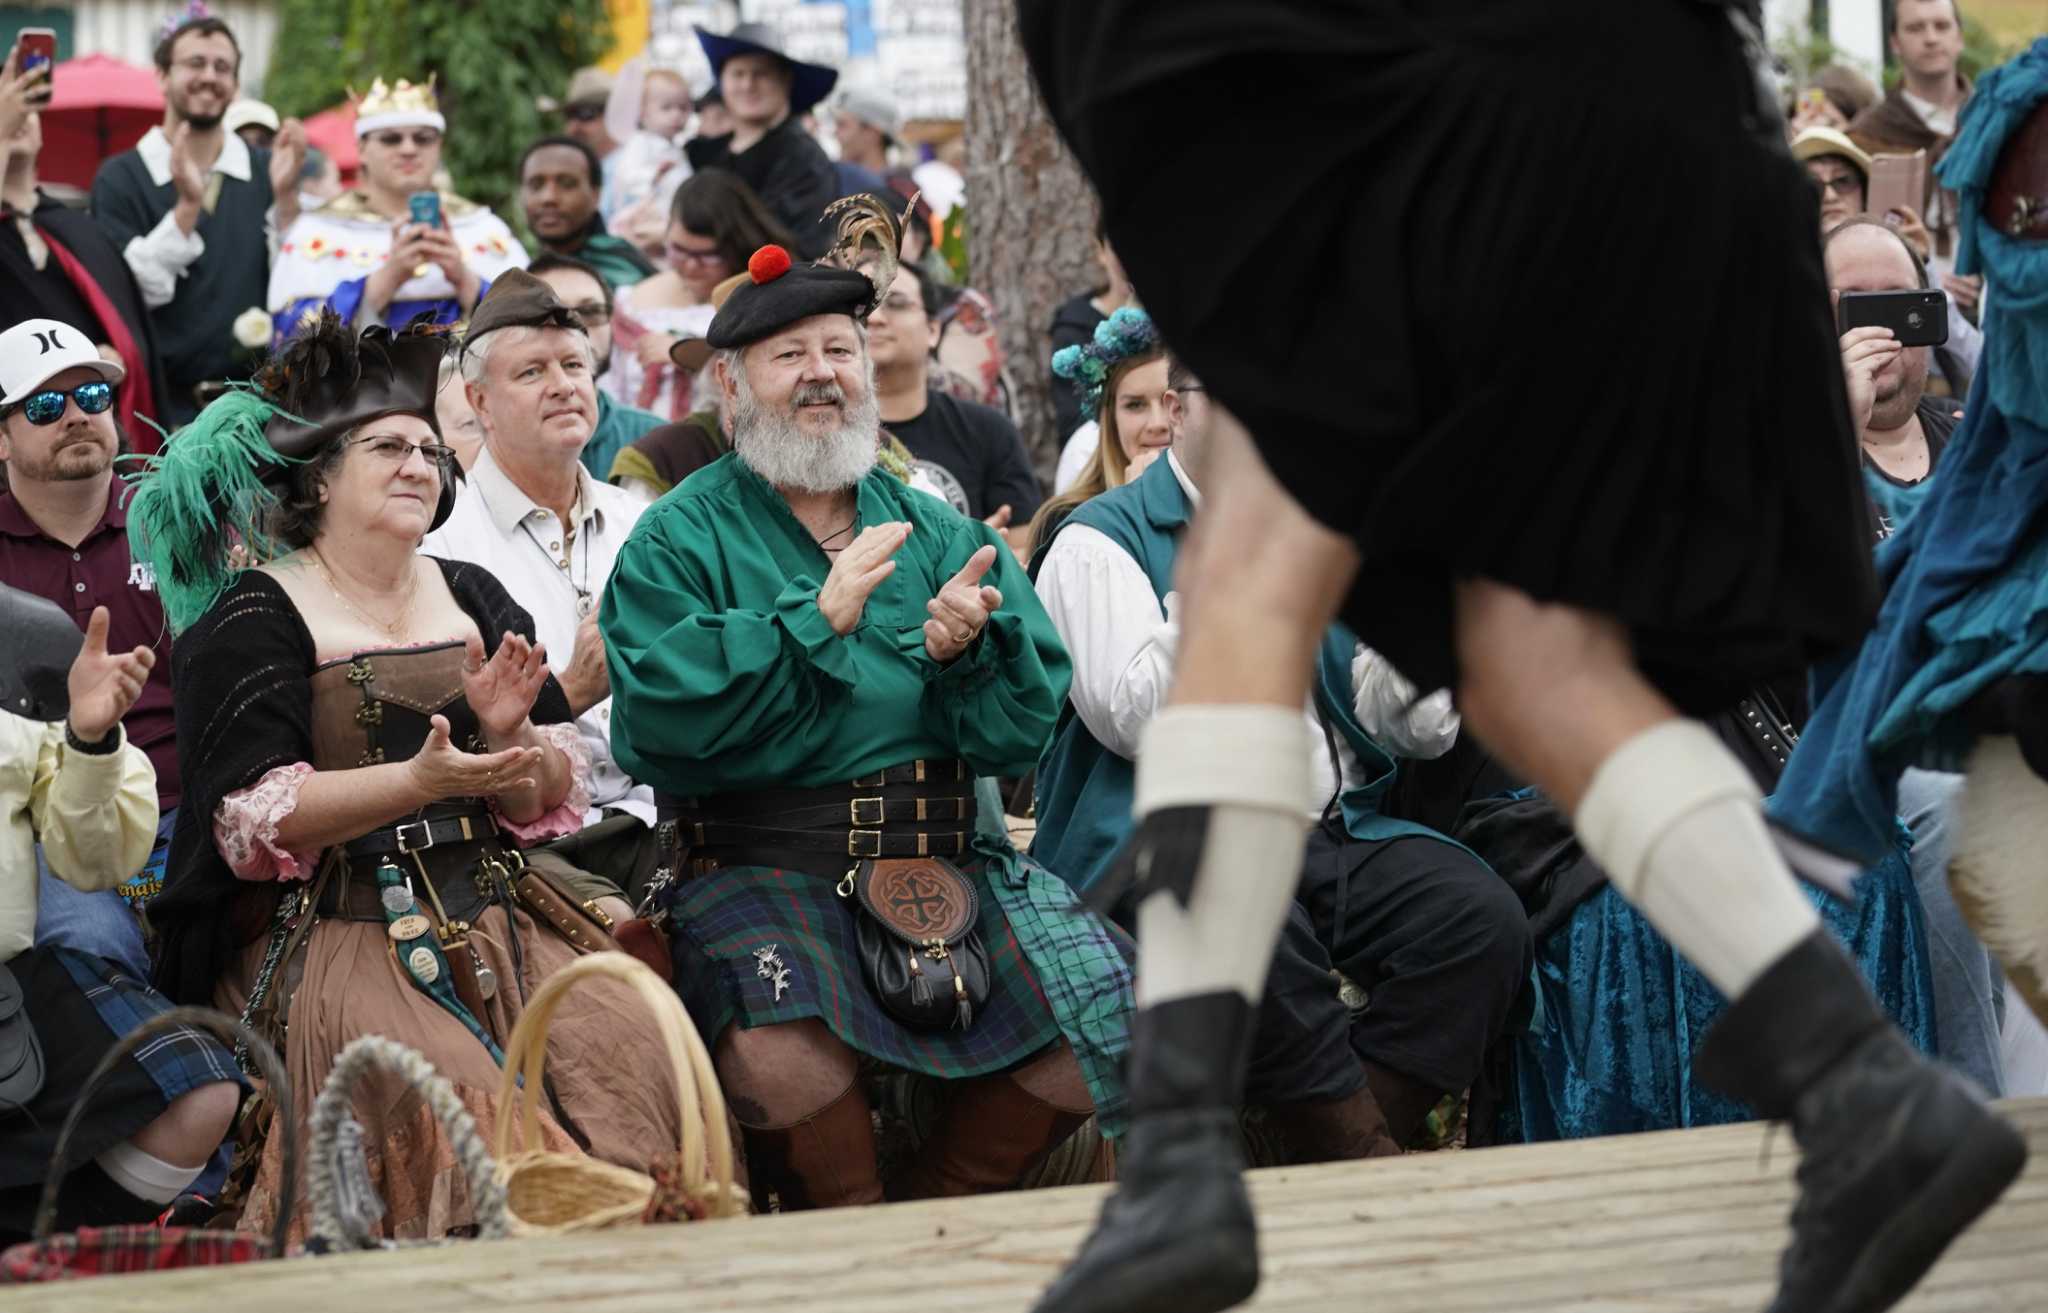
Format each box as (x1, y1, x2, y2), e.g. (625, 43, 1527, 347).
(311, 546, 419, 641)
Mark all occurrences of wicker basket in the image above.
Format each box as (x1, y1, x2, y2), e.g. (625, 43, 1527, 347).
(491, 952, 745, 1234)
(305, 1035, 511, 1250)
(1, 1006, 297, 1282)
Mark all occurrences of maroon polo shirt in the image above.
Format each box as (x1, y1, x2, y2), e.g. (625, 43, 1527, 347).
(0, 480, 179, 808)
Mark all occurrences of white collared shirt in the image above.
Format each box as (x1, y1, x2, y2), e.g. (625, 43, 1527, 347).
(121, 126, 276, 309)
(1035, 450, 1460, 820)
(1900, 88, 1959, 138)
(421, 447, 654, 825)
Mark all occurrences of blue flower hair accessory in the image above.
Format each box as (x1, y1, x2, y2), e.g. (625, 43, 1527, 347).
(1053, 305, 1160, 418)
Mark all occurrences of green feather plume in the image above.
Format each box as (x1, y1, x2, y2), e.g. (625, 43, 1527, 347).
(122, 388, 303, 633)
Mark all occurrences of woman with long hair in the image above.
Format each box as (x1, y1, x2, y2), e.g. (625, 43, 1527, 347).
(606, 171, 797, 420)
(1027, 307, 1172, 560)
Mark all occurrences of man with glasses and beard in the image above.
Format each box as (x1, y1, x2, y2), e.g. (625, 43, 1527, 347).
(602, 237, 1134, 1209)
(89, 12, 306, 424)
(0, 319, 179, 977)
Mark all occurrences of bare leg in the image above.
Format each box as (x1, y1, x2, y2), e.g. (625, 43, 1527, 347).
(84, 1080, 240, 1220)
(715, 1020, 880, 1210)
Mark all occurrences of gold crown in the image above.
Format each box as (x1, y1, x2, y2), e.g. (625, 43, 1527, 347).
(354, 75, 441, 120)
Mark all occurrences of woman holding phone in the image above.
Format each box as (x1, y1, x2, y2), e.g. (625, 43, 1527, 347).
(268, 75, 524, 338)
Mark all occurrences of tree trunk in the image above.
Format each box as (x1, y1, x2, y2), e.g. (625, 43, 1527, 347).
(962, 0, 1098, 483)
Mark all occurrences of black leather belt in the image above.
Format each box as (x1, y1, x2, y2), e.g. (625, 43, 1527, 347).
(669, 758, 978, 864)
(342, 807, 499, 861)
(689, 822, 970, 860)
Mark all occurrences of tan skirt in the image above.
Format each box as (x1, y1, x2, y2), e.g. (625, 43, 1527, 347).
(217, 901, 681, 1244)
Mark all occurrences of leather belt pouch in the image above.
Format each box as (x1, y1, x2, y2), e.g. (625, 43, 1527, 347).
(849, 857, 988, 1032)
(0, 960, 47, 1113)
(515, 864, 622, 956)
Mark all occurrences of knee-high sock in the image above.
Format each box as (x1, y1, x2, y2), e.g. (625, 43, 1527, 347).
(1575, 719, 1821, 999)
(1133, 705, 1312, 1008)
(94, 1140, 203, 1206)
(1953, 735, 2048, 1026)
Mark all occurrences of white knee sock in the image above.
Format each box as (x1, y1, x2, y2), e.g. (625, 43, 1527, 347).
(1132, 705, 1312, 1008)
(95, 1140, 203, 1205)
(1575, 719, 1821, 999)
(1953, 736, 2048, 1021)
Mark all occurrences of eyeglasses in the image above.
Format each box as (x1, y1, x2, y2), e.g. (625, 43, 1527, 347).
(668, 243, 726, 268)
(370, 129, 442, 150)
(563, 104, 605, 123)
(14, 380, 113, 426)
(566, 301, 612, 327)
(1811, 174, 1861, 197)
(345, 433, 456, 470)
(876, 294, 925, 316)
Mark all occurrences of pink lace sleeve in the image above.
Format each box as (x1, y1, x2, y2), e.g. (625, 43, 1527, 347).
(493, 722, 592, 844)
(214, 763, 320, 881)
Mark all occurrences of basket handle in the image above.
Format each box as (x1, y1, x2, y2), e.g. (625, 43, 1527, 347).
(305, 1035, 510, 1248)
(32, 1004, 295, 1254)
(491, 952, 737, 1212)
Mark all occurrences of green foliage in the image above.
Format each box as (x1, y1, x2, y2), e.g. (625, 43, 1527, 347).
(939, 205, 969, 287)
(264, 0, 613, 215)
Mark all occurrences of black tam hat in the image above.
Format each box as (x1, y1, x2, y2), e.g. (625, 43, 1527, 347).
(705, 192, 913, 350)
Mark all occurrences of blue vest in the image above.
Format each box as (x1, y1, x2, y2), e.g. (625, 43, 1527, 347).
(1031, 457, 1453, 896)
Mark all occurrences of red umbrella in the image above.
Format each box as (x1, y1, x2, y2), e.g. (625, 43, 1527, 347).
(40, 54, 165, 190)
(301, 102, 359, 177)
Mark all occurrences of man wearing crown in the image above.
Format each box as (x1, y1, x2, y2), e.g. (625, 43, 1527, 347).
(601, 228, 1135, 1210)
(268, 77, 525, 338)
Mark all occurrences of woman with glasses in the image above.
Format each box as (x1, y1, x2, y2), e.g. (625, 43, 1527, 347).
(268, 78, 525, 340)
(128, 314, 676, 1243)
(606, 171, 796, 421)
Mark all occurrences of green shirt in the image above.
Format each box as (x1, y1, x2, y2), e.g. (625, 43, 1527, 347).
(582, 391, 666, 482)
(603, 453, 1072, 797)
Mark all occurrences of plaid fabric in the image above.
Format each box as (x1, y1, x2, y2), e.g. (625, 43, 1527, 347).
(670, 853, 1069, 1080)
(52, 948, 242, 1103)
(0, 1225, 273, 1283)
(979, 842, 1134, 1137)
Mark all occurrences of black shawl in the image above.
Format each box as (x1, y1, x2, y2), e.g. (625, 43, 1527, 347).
(148, 557, 574, 1004)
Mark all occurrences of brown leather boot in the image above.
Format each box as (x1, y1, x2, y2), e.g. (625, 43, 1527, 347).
(737, 1078, 883, 1211)
(1363, 1060, 1447, 1148)
(1268, 1085, 1402, 1164)
(902, 1070, 1092, 1198)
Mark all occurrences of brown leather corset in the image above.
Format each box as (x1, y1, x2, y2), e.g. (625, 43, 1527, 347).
(309, 640, 482, 770)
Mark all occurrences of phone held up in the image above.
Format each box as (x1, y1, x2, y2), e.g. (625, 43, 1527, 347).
(407, 190, 443, 231)
(1838, 288, 1949, 349)
(1866, 149, 1926, 224)
(15, 28, 54, 107)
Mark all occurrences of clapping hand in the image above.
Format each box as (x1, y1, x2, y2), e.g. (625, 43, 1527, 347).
(924, 544, 1004, 663)
(268, 118, 308, 223)
(818, 521, 911, 635)
(407, 714, 543, 801)
(66, 607, 153, 745)
(461, 630, 549, 740)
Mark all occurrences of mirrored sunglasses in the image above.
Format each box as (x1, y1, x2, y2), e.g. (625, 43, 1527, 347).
(17, 380, 114, 426)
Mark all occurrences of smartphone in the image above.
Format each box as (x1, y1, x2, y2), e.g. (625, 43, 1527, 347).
(1837, 288, 1949, 348)
(1866, 150, 1925, 220)
(408, 190, 443, 230)
(15, 28, 53, 106)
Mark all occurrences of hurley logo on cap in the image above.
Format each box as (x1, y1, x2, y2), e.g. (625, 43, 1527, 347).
(31, 327, 66, 354)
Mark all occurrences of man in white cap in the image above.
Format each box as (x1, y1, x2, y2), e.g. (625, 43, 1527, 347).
(832, 85, 900, 197)
(0, 319, 178, 976)
(685, 22, 840, 257)
(223, 98, 279, 153)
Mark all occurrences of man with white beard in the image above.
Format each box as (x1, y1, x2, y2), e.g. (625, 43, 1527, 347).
(601, 240, 1135, 1210)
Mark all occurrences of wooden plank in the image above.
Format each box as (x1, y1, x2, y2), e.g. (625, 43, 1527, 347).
(12, 1096, 2046, 1312)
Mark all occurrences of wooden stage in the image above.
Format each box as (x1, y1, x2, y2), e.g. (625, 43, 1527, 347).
(19, 1096, 2048, 1312)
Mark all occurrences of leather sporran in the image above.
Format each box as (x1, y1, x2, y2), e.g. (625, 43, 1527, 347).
(845, 858, 989, 1032)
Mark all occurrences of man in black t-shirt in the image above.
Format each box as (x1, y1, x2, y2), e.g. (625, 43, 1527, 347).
(871, 260, 1043, 529)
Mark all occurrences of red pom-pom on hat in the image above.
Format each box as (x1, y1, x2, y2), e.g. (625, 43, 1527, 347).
(748, 245, 793, 284)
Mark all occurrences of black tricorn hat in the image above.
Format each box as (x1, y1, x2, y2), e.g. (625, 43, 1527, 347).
(705, 243, 877, 350)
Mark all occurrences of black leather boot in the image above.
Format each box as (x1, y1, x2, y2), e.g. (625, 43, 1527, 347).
(1696, 930, 2027, 1313)
(1031, 990, 1260, 1313)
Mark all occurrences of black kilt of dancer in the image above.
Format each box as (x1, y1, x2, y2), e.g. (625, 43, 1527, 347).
(1020, 0, 1877, 715)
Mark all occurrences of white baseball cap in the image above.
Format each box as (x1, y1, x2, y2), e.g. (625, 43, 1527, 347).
(0, 319, 125, 408)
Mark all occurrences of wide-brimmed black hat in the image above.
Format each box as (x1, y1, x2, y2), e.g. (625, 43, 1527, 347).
(696, 22, 839, 118)
(705, 244, 876, 351)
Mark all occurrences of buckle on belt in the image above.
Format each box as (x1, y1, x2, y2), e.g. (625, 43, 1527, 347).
(850, 796, 885, 826)
(394, 821, 435, 853)
(849, 829, 882, 858)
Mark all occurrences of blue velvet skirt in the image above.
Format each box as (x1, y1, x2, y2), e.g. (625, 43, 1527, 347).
(1498, 826, 1936, 1142)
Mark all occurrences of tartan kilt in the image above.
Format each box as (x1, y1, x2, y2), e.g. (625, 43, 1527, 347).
(0, 946, 242, 1197)
(667, 855, 1078, 1080)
